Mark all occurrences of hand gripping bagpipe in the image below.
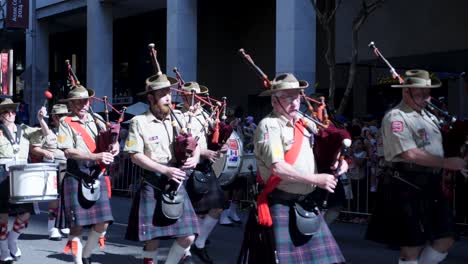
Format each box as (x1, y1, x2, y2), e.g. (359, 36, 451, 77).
(238, 48, 352, 190)
(172, 67, 233, 151)
(66, 60, 127, 197)
(368, 41, 467, 161)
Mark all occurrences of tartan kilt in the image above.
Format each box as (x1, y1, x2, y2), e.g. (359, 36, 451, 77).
(186, 167, 225, 214)
(125, 181, 200, 242)
(270, 202, 345, 264)
(366, 171, 456, 247)
(56, 173, 114, 229)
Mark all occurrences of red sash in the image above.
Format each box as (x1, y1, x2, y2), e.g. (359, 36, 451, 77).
(257, 120, 305, 226)
(64, 117, 112, 198)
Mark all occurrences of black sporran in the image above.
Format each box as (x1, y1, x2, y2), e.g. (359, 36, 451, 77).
(187, 170, 210, 194)
(292, 202, 322, 236)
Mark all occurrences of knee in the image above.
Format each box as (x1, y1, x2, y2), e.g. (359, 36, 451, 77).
(93, 222, 109, 233)
(176, 235, 195, 248)
(400, 246, 422, 261)
(70, 226, 82, 237)
(17, 212, 30, 222)
(209, 208, 223, 218)
(144, 239, 160, 251)
(432, 237, 455, 252)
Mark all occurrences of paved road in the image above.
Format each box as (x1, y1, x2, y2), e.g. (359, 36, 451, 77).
(9, 196, 468, 263)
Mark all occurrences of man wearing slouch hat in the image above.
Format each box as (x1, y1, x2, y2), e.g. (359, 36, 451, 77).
(57, 85, 118, 264)
(366, 70, 467, 264)
(124, 73, 201, 264)
(239, 73, 345, 264)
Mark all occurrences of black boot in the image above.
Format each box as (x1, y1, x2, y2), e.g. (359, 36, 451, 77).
(191, 245, 213, 264)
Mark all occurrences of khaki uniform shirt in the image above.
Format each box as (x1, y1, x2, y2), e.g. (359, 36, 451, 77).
(57, 113, 104, 153)
(0, 124, 41, 160)
(30, 127, 67, 162)
(382, 101, 444, 162)
(254, 111, 316, 194)
(183, 107, 209, 152)
(124, 110, 186, 164)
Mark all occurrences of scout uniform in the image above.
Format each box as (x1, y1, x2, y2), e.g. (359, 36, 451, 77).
(181, 82, 224, 214)
(180, 82, 225, 263)
(366, 70, 456, 248)
(124, 73, 199, 264)
(57, 85, 113, 264)
(0, 98, 42, 263)
(241, 73, 345, 264)
(30, 104, 69, 241)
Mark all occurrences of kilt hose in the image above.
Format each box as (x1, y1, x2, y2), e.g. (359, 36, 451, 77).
(270, 202, 345, 264)
(186, 167, 225, 214)
(56, 173, 114, 229)
(125, 181, 200, 242)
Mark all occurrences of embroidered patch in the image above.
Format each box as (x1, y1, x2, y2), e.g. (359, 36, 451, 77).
(57, 135, 67, 143)
(391, 121, 403, 132)
(272, 145, 282, 159)
(125, 139, 136, 147)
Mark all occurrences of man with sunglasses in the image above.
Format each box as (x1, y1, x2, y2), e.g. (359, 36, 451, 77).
(0, 98, 45, 263)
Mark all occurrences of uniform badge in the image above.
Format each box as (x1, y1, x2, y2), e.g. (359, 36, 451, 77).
(57, 135, 67, 143)
(391, 121, 403, 132)
(125, 139, 136, 147)
(148, 136, 159, 143)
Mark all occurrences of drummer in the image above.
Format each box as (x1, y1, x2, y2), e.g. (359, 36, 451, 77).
(179, 82, 227, 264)
(0, 98, 47, 263)
(31, 104, 70, 241)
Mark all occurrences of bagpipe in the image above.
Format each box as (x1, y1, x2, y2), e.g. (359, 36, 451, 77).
(171, 67, 233, 152)
(238, 48, 352, 183)
(147, 44, 198, 169)
(65, 60, 127, 198)
(368, 41, 467, 162)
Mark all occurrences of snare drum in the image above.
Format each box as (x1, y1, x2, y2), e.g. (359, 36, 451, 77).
(212, 131, 243, 186)
(9, 163, 59, 204)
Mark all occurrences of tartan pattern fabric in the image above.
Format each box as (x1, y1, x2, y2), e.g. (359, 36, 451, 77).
(125, 181, 200, 242)
(186, 168, 225, 214)
(58, 173, 114, 228)
(270, 203, 345, 264)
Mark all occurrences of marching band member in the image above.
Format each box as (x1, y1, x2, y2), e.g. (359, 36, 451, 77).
(124, 74, 200, 264)
(179, 82, 226, 264)
(31, 104, 70, 241)
(247, 73, 345, 263)
(0, 98, 44, 263)
(57, 85, 118, 264)
(366, 70, 467, 264)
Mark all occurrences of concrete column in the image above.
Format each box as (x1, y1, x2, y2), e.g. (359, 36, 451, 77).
(25, 0, 49, 125)
(167, 0, 197, 82)
(276, 0, 316, 95)
(87, 0, 113, 112)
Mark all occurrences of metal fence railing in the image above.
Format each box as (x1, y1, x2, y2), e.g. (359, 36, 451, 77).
(110, 153, 468, 230)
(110, 153, 142, 197)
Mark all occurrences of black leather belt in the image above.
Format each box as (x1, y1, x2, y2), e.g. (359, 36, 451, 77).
(268, 189, 312, 204)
